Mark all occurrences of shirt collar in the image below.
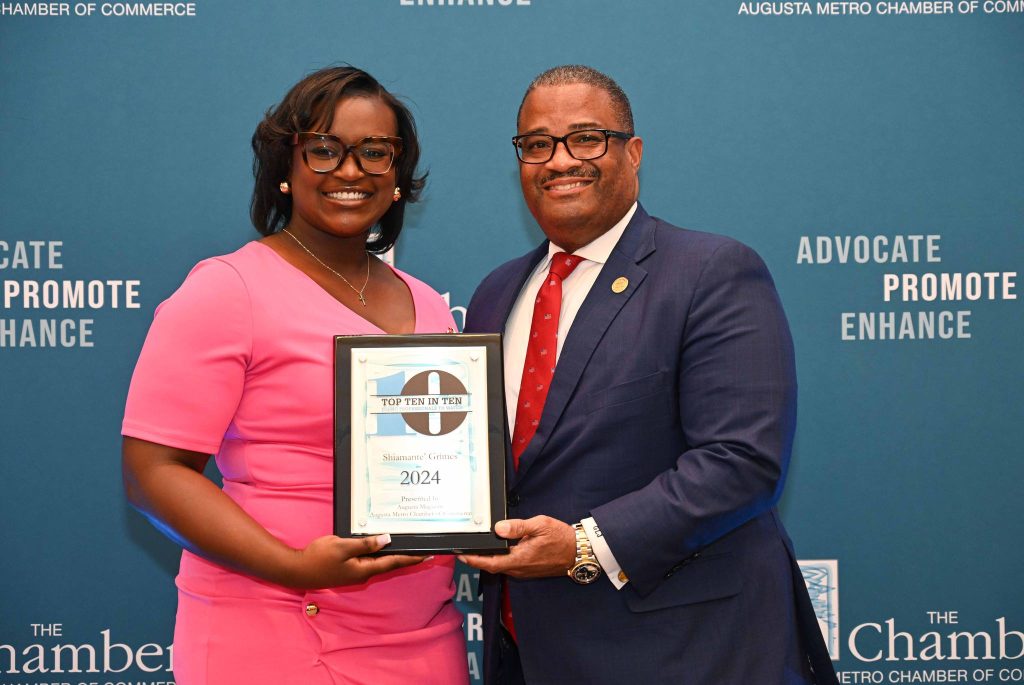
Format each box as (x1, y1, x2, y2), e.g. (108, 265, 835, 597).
(544, 202, 639, 266)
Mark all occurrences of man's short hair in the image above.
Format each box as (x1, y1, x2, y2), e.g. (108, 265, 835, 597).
(518, 65, 635, 134)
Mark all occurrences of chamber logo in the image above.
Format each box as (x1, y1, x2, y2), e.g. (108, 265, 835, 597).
(0, 624, 172, 677)
(801, 559, 840, 660)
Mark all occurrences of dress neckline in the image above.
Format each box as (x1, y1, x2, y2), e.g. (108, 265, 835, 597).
(249, 240, 419, 334)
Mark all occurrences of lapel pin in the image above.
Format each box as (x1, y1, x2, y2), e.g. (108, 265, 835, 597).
(611, 277, 629, 294)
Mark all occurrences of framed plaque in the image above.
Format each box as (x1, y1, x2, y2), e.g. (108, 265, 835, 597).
(334, 333, 509, 555)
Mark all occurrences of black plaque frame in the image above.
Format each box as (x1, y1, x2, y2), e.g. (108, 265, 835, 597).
(334, 333, 508, 555)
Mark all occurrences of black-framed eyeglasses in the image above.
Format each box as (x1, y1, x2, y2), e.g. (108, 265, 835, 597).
(512, 128, 633, 164)
(291, 132, 403, 175)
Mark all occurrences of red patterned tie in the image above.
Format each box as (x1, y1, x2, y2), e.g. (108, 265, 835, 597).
(502, 251, 583, 640)
(511, 252, 584, 468)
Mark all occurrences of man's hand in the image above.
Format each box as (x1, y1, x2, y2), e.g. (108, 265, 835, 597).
(459, 516, 576, 578)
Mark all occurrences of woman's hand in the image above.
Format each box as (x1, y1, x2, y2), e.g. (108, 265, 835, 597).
(284, 534, 428, 589)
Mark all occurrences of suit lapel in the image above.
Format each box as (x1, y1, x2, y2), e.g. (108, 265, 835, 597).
(513, 206, 658, 482)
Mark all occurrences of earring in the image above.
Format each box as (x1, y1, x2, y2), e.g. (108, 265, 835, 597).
(279, 181, 290, 194)
(392, 187, 401, 202)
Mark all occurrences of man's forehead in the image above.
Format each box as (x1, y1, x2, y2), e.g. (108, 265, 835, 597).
(523, 82, 612, 108)
(519, 83, 616, 129)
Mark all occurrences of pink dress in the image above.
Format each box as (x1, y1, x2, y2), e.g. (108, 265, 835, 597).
(123, 241, 468, 685)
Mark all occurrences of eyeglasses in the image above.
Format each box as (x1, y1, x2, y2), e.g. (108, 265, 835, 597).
(512, 128, 633, 164)
(291, 132, 403, 175)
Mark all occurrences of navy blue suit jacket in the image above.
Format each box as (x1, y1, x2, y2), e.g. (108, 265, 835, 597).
(464, 206, 838, 684)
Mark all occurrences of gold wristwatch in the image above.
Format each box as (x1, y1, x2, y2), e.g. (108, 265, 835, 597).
(568, 523, 602, 585)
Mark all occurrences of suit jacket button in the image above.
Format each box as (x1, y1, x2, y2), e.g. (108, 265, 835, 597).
(507, 493, 520, 507)
(305, 602, 319, 617)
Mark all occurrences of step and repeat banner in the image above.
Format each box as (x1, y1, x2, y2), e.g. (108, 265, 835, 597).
(1, 1, 1021, 683)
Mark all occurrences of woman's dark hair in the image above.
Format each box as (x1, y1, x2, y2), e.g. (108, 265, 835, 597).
(250, 65, 426, 254)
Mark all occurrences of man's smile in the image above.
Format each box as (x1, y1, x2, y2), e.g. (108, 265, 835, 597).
(540, 170, 598, 196)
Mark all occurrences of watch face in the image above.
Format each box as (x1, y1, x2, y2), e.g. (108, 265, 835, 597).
(571, 562, 601, 584)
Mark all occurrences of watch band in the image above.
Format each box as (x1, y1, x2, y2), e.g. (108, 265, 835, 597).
(569, 523, 603, 584)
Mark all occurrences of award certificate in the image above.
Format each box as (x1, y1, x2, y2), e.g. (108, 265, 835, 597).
(335, 334, 508, 554)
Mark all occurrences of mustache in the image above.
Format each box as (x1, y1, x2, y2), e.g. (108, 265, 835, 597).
(538, 168, 599, 185)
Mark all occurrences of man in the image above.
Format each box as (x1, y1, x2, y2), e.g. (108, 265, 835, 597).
(460, 65, 838, 685)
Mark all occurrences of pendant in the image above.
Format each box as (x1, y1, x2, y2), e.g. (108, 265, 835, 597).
(358, 293, 367, 306)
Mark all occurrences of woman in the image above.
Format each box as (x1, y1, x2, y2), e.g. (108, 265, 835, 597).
(121, 66, 468, 685)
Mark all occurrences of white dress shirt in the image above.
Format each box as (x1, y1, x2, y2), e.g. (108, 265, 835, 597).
(503, 202, 638, 589)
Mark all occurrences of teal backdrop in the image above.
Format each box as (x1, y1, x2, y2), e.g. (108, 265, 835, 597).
(1, 1, 1022, 683)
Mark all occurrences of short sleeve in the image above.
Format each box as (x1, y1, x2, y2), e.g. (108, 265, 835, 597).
(122, 258, 252, 454)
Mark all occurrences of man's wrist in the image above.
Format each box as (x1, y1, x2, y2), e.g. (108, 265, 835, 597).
(568, 523, 603, 584)
(581, 517, 629, 589)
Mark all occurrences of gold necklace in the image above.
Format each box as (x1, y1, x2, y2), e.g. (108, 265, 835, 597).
(281, 229, 371, 306)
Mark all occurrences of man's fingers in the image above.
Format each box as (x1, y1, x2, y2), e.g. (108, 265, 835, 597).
(494, 518, 527, 539)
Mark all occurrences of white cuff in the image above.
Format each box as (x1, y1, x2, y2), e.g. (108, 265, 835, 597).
(580, 517, 628, 590)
